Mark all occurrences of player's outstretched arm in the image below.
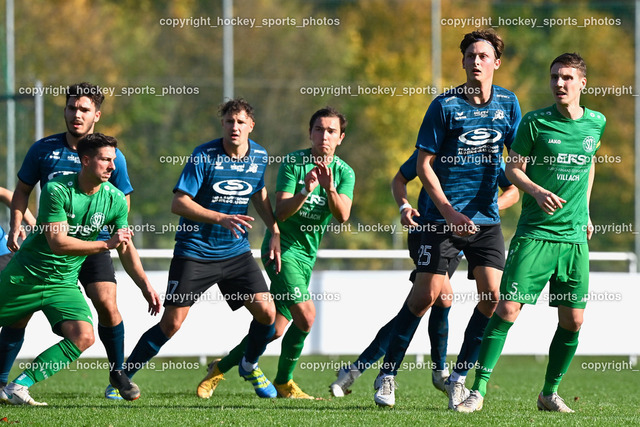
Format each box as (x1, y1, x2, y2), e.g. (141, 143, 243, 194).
(505, 149, 566, 215)
(417, 150, 475, 235)
(116, 238, 161, 315)
(391, 170, 420, 227)
(171, 190, 254, 238)
(252, 187, 281, 273)
(44, 222, 129, 255)
(315, 163, 351, 223)
(8, 180, 36, 252)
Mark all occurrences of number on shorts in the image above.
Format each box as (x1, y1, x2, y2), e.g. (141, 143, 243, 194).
(417, 244, 432, 266)
(166, 280, 179, 297)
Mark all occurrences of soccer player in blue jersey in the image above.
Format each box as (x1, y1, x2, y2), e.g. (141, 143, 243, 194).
(122, 98, 281, 399)
(0, 82, 159, 401)
(373, 29, 522, 408)
(330, 150, 518, 397)
(0, 187, 36, 271)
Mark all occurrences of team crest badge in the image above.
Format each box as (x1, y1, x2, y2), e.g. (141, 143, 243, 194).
(582, 136, 596, 153)
(90, 212, 106, 231)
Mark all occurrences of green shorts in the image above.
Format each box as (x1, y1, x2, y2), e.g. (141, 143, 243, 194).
(263, 256, 313, 321)
(500, 237, 589, 309)
(0, 269, 94, 336)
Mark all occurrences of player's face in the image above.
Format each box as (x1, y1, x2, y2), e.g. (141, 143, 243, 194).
(309, 116, 344, 160)
(83, 146, 116, 183)
(462, 41, 500, 85)
(64, 96, 101, 138)
(221, 110, 254, 150)
(550, 63, 586, 107)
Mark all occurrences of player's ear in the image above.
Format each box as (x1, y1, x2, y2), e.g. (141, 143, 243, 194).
(494, 58, 501, 70)
(93, 110, 101, 123)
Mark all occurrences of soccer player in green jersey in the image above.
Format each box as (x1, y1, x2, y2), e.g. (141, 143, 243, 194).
(0, 133, 161, 406)
(457, 53, 605, 413)
(197, 107, 355, 399)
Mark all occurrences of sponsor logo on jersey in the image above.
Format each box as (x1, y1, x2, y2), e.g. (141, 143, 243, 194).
(473, 110, 489, 118)
(49, 150, 61, 160)
(230, 163, 245, 172)
(548, 139, 562, 144)
(582, 136, 596, 153)
(212, 179, 253, 196)
(304, 194, 326, 206)
(214, 160, 224, 169)
(458, 128, 502, 146)
(454, 111, 467, 120)
(555, 153, 590, 165)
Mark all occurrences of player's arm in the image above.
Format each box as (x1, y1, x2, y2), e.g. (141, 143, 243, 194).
(586, 161, 596, 240)
(8, 180, 36, 251)
(116, 239, 161, 315)
(417, 149, 475, 235)
(505, 149, 566, 215)
(45, 222, 131, 255)
(0, 186, 36, 228)
(171, 190, 254, 238)
(252, 186, 281, 273)
(275, 165, 320, 221)
(315, 162, 351, 223)
(497, 184, 519, 210)
(391, 170, 420, 227)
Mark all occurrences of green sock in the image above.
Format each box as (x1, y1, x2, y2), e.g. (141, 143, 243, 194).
(14, 339, 82, 386)
(217, 336, 248, 373)
(542, 325, 579, 396)
(472, 314, 513, 397)
(274, 324, 309, 385)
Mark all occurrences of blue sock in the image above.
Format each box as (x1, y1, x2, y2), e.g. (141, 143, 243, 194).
(428, 305, 450, 371)
(124, 324, 169, 378)
(98, 322, 125, 372)
(380, 302, 422, 376)
(355, 317, 395, 372)
(244, 320, 275, 364)
(0, 327, 25, 384)
(454, 307, 490, 375)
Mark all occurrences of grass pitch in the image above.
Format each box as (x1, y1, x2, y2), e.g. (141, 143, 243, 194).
(1, 355, 638, 426)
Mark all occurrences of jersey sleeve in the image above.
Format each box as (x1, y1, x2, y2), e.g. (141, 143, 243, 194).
(37, 180, 69, 224)
(511, 113, 536, 157)
(109, 194, 130, 231)
(276, 160, 298, 194)
(503, 96, 522, 151)
(173, 149, 205, 197)
(109, 149, 134, 195)
(497, 158, 512, 189)
(17, 141, 42, 187)
(335, 163, 355, 200)
(415, 100, 446, 154)
(399, 149, 419, 181)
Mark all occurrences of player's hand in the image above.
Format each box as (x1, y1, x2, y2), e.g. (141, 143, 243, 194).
(444, 209, 477, 237)
(315, 161, 334, 190)
(263, 232, 281, 274)
(304, 168, 320, 194)
(220, 214, 254, 238)
(534, 189, 566, 215)
(400, 207, 420, 228)
(7, 226, 22, 252)
(586, 217, 594, 240)
(141, 284, 161, 316)
(106, 228, 133, 250)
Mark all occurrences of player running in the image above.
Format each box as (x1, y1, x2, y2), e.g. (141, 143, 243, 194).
(330, 150, 518, 397)
(123, 98, 281, 399)
(0, 133, 160, 406)
(457, 52, 605, 414)
(373, 29, 521, 408)
(0, 82, 157, 400)
(197, 107, 354, 400)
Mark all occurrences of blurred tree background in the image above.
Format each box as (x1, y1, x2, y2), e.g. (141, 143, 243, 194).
(0, 0, 635, 267)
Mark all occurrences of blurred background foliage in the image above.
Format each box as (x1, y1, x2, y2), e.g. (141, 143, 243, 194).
(0, 0, 635, 267)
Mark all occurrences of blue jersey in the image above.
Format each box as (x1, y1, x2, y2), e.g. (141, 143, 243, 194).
(415, 85, 521, 224)
(173, 138, 268, 260)
(18, 132, 134, 240)
(0, 226, 10, 256)
(399, 148, 514, 233)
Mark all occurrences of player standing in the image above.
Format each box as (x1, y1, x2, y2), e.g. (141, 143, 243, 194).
(373, 29, 521, 408)
(457, 52, 604, 413)
(0, 133, 159, 405)
(330, 150, 518, 397)
(197, 107, 354, 399)
(123, 98, 281, 399)
(0, 82, 157, 400)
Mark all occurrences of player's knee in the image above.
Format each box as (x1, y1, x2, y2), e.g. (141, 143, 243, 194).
(295, 315, 314, 333)
(73, 329, 95, 352)
(559, 317, 582, 332)
(159, 318, 183, 338)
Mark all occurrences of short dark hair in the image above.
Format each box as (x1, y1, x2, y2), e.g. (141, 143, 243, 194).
(309, 106, 347, 134)
(77, 133, 118, 159)
(218, 98, 255, 121)
(66, 82, 105, 110)
(460, 29, 504, 59)
(550, 52, 586, 77)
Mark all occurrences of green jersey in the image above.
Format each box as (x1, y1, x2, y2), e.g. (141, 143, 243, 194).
(262, 149, 355, 264)
(512, 104, 606, 243)
(7, 174, 129, 286)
